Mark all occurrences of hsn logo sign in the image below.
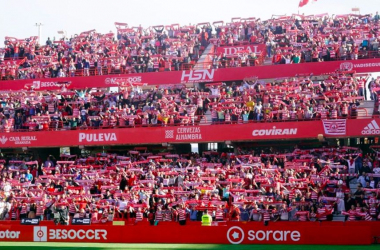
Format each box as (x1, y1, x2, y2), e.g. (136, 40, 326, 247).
(181, 69, 214, 83)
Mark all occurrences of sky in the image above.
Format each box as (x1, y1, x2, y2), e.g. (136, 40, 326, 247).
(0, 0, 378, 43)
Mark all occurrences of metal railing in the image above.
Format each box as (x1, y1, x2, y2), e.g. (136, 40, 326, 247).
(1, 46, 378, 82)
(2, 114, 376, 133)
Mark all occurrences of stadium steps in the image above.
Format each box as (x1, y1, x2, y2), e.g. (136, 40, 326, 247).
(357, 100, 375, 119)
(331, 182, 357, 222)
(200, 110, 212, 125)
(349, 183, 358, 194)
(263, 57, 272, 65)
(332, 214, 346, 221)
(193, 44, 215, 70)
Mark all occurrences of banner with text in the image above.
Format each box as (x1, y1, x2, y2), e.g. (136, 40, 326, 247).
(0, 221, 375, 244)
(216, 44, 266, 56)
(0, 119, 379, 148)
(0, 59, 379, 91)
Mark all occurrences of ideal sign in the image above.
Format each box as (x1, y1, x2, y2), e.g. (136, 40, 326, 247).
(216, 44, 266, 56)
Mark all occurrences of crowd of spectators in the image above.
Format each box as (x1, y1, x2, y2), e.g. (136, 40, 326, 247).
(0, 145, 379, 224)
(0, 13, 379, 80)
(0, 71, 373, 132)
(0, 24, 205, 81)
(211, 12, 380, 67)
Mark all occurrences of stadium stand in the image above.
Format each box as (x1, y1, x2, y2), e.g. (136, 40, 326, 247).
(0, 146, 379, 223)
(0, 13, 380, 247)
(211, 13, 380, 67)
(0, 13, 379, 80)
(0, 71, 375, 133)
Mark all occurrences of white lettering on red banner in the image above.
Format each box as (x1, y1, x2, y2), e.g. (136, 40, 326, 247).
(0, 223, 369, 244)
(247, 230, 300, 242)
(165, 127, 202, 140)
(227, 226, 300, 245)
(181, 69, 214, 83)
(353, 62, 380, 68)
(0, 136, 37, 145)
(49, 229, 107, 240)
(105, 76, 142, 85)
(322, 119, 346, 135)
(79, 133, 117, 143)
(25, 81, 72, 90)
(3, 58, 380, 92)
(217, 45, 265, 56)
(0, 230, 20, 239)
(33, 226, 107, 241)
(361, 120, 380, 135)
(252, 127, 297, 136)
(40, 82, 61, 88)
(29, 81, 62, 89)
(340, 62, 380, 71)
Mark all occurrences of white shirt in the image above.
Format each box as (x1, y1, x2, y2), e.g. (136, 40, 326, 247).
(245, 173, 253, 179)
(254, 104, 262, 113)
(3, 183, 11, 196)
(358, 176, 367, 187)
(373, 167, 380, 174)
(0, 201, 4, 215)
(211, 88, 220, 96)
(118, 201, 128, 210)
(346, 160, 355, 170)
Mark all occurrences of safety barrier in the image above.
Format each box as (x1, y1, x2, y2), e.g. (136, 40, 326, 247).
(1, 58, 380, 91)
(1, 118, 380, 148)
(0, 220, 377, 245)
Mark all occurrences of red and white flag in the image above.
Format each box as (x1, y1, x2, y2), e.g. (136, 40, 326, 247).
(299, 0, 309, 7)
(322, 119, 346, 135)
(299, 0, 317, 8)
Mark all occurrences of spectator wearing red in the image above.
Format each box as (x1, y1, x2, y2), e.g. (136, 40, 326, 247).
(272, 52, 282, 65)
(177, 204, 187, 225)
(230, 204, 240, 221)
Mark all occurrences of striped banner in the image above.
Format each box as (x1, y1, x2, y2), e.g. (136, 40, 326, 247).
(322, 119, 346, 135)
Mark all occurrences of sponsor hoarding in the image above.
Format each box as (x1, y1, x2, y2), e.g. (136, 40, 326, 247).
(0, 221, 375, 244)
(0, 119, 379, 148)
(0, 58, 379, 91)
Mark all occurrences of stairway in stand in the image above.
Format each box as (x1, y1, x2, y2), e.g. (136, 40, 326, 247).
(357, 100, 375, 119)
